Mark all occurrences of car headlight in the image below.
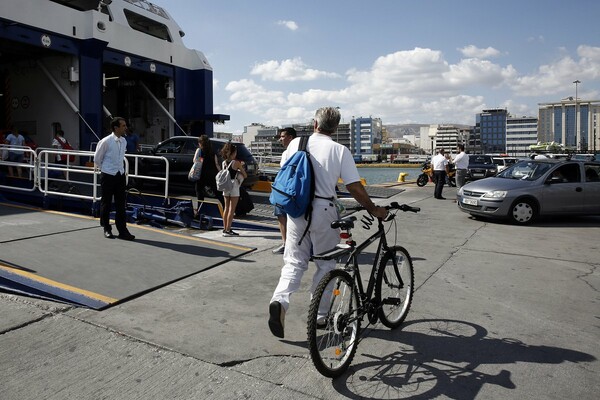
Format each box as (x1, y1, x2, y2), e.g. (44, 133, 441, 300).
(458, 187, 464, 196)
(482, 190, 507, 199)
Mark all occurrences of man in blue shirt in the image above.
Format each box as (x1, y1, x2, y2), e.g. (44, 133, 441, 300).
(94, 117, 135, 240)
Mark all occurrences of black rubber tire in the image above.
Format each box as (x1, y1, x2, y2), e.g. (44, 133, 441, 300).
(448, 177, 456, 187)
(307, 269, 361, 378)
(416, 174, 428, 187)
(375, 246, 414, 328)
(509, 198, 537, 225)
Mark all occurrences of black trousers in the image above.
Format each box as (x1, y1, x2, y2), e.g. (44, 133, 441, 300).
(100, 172, 128, 234)
(433, 170, 446, 198)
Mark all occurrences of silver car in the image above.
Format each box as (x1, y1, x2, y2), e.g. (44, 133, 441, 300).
(457, 159, 600, 224)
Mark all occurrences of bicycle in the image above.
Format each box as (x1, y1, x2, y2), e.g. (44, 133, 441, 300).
(307, 201, 420, 378)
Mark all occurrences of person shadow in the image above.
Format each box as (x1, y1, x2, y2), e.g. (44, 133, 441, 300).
(331, 318, 595, 399)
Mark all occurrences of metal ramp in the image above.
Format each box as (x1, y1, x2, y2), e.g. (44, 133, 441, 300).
(0, 202, 255, 309)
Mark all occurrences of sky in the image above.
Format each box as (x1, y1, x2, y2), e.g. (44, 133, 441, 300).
(150, 0, 600, 134)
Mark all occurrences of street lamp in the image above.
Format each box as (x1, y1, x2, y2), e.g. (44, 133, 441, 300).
(573, 80, 580, 151)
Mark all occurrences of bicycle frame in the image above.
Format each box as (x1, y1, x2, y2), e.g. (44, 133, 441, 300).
(344, 219, 388, 308)
(322, 215, 402, 327)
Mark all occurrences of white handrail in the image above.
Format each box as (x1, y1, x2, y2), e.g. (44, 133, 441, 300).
(1, 146, 171, 203)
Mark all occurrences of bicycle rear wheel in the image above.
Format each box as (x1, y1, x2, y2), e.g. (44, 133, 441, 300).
(376, 246, 414, 328)
(307, 269, 361, 378)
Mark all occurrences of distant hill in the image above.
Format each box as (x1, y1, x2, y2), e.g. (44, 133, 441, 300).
(384, 124, 429, 138)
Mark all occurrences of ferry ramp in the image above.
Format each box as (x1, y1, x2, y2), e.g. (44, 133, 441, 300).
(0, 202, 255, 309)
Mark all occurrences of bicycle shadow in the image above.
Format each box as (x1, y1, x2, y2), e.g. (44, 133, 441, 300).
(332, 318, 595, 399)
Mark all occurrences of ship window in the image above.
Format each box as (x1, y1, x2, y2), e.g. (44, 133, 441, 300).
(123, 9, 172, 42)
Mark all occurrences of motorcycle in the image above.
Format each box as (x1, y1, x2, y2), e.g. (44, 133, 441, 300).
(416, 161, 456, 187)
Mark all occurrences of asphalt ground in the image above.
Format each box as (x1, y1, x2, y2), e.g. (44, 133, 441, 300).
(1, 183, 599, 399)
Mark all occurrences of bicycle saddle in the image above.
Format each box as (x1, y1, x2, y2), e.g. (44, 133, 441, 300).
(331, 216, 356, 230)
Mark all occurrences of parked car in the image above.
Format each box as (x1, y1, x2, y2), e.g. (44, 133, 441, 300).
(138, 136, 258, 189)
(491, 156, 519, 172)
(466, 154, 497, 181)
(457, 159, 600, 224)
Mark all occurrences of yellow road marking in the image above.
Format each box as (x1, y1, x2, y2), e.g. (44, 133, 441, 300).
(0, 264, 117, 304)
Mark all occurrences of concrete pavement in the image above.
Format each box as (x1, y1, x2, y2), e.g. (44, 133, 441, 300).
(1, 184, 598, 399)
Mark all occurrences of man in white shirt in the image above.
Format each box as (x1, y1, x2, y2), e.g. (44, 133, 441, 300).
(268, 107, 387, 338)
(452, 144, 469, 189)
(94, 117, 135, 241)
(431, 148, 449, 200)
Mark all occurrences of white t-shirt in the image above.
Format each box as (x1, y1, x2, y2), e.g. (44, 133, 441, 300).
(453, 151, 469, 169)
(432, 153, 449, 171)
(284, 133, 360, 200)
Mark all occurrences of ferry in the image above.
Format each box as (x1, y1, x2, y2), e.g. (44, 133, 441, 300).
(0, 0, 228, 152)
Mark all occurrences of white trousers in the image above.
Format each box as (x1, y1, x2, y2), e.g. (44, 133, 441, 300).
(270, 198, 340, 312)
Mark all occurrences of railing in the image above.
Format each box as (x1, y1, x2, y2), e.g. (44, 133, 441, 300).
(0, 144, 170, 203)
(0, 145, 37, 192)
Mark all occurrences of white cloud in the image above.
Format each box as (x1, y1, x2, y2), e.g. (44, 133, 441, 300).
(250, 57, 341, 81)
(221, 45, 600, 129)
(510, 45, 600, 97)
(277, 20, 298, 31)
(527, 35, 545, 43)
(459, 45, 501, 59)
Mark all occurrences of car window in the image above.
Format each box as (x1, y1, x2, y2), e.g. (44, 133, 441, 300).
(182, 140, 198, 154)
(469, 155, 493, 164)
(584, 164, 600, 182)
(498, 160, 553, 181)
(547, 163, 580, 183)
(156, 140, 185, 154)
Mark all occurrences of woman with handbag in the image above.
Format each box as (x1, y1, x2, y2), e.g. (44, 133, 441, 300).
(193, 135, 223, 217)
(219, 142, 247, 236)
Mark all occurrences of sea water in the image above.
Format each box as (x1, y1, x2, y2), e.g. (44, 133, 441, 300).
(357, 167, 421, 185)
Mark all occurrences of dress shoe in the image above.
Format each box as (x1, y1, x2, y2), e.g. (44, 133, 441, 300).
(437, 197, 447, 200)
(104, 230, 115, 239)
(117, 233, 135, 241)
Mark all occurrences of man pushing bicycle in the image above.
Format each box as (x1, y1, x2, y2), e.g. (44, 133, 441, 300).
(268, 106, 387, 339)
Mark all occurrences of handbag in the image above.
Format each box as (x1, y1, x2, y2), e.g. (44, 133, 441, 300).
(188, 151, 203, 182)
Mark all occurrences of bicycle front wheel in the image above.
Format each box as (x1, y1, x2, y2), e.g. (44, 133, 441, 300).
(376, 246, 414, 328)
(307, 269, 361, 378)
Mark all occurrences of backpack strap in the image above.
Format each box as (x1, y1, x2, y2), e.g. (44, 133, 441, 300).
(298, 136, 314, 245)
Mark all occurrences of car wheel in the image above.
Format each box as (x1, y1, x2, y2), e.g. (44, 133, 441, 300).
(509, 199, 537, 225)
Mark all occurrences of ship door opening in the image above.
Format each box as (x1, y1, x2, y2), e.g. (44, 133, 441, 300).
(102, 63, 176, 147)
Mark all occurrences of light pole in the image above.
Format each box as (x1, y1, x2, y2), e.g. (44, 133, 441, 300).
(573, 80, 580, 151)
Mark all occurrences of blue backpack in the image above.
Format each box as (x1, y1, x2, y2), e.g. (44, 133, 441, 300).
(270, 136, 314, 219)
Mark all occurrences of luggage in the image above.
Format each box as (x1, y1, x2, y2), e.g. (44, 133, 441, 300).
(235, 186, 254, 216)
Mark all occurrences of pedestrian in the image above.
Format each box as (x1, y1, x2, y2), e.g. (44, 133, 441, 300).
(268, 107, 387, 339)
(125, 129, 140, 153)
(453, 144, 468, 189)
(194, 135, 223, 216)
(94, 117, 135, 241)
(272, 127, 297, 254)
(4, 126, 25, 178)
(219, 142, 247, 236)
(52, 130, 74, 165)
(432, 148, 449, 200)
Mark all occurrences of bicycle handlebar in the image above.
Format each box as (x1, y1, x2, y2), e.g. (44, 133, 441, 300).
(345, 202, 421, 215)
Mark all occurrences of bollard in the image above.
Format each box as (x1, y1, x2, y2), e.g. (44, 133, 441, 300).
(398, 172, 408, 182)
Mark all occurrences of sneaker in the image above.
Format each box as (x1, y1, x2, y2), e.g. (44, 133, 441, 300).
(272, 244, 285, 254)
(227, 230, 239, 236)
(268, 301, 285, 338)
